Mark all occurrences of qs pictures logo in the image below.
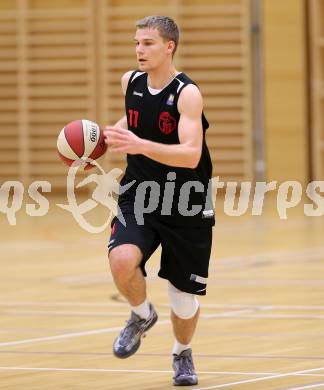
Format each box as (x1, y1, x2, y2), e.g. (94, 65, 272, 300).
(0, 159, 134, 233)
(57, 159, 135, 233)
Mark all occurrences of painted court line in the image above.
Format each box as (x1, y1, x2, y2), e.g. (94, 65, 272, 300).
(3, 309, 170, 318)
(3, 309, 255, 319)
(287, 383, 324, 390)
(2, 350, 324, 363)
(1, 366, 324, 381)
(202, 313, 324, 320)
(0, 320, 171, 348)
(4, 308, 324, 320)
(0, 309, 257, 348)
(0, 367, 278, 375)
(0, 301, 130, 307)
(0, 327, 121, 348)
(2, 302, 324, 311)
(192, 366, 324, 389)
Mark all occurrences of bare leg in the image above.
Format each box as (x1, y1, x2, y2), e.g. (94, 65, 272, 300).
(109, 244, 146, 306)
(110, 244, 158, 359)
(171, 307, 200, 385)
(171, 306, 200, 345)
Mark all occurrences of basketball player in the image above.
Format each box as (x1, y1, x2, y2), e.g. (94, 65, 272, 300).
(104, 16, 214, 386)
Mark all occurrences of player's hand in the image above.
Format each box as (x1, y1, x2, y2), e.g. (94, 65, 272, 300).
(104, 126, 144, 155)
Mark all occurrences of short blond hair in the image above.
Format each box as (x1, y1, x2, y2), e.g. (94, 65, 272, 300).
(136, 15, 179, 56)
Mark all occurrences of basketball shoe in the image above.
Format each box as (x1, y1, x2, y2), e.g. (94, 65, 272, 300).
(113, 303, 158, 359)
(172, 348, 198, 386)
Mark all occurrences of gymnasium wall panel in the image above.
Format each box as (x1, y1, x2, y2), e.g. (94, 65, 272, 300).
(309, 0, 324, 180)
(0, 0, 253, 191)
(263, 0, 308, 184)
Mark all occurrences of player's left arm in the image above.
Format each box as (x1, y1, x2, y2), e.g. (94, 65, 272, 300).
(106, 84, 203, 168)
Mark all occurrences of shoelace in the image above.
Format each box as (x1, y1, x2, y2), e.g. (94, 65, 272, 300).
(119, 317, 145, 345)
(174, 354, 195, 376)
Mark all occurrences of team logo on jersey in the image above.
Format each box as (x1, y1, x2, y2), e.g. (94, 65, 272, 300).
(133, 91, 143, 97)
(158, 112, 177, 135)
(166, 93, 175, 106)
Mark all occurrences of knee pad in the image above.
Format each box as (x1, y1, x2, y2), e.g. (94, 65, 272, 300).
(167, 282, 199, 319)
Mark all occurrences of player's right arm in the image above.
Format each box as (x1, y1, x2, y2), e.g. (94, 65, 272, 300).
(110, 70, 134, 129)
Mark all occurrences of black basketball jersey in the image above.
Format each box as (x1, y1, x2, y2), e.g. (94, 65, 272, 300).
(118, 71, 215, 227)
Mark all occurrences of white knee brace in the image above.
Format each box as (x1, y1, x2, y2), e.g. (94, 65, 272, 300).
(167, 282, 200, 319)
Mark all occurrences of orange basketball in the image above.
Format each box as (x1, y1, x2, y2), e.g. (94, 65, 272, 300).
(57, 119, 107, 169)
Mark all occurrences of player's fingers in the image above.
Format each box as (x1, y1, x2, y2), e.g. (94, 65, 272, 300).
(106, 127, 131, 137)
(104, 127, 120, 138)
(106, 134, 129, 144)
(109, 146, 127, 153)
(107, 142, 120, 149)
(105, 128, 119, 136)
(114, 127, 130, 134)
(106, 126, 129, 134)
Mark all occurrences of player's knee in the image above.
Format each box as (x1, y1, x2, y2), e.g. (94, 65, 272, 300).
(109, 255, 135, 277)
(108, 246, 140, 278)
(168, 281, 199, 320)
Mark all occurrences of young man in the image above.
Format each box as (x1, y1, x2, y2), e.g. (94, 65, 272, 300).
(104, 16, 214, 386)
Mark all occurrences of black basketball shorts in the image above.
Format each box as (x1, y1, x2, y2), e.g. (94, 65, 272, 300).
(108, 213, 213, 296)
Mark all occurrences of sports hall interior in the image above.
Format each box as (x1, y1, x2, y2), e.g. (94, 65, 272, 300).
(1, 0, 324, 389)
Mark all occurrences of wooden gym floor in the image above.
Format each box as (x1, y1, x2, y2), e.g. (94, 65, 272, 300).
(0, 194, 324, 389)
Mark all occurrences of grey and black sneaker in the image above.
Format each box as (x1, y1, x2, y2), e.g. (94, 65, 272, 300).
(173, 348, 198, 386)
(113, 303, 158, 359)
